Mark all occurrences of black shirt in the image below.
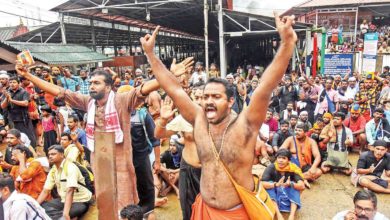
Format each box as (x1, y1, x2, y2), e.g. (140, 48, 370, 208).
(357, 151, 390, 177)
(161, 149, 182, 170)
(8, 88, 29, 122)
(261, 163, 303, 183)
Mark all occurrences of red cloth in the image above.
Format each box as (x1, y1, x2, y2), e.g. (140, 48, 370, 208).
(265, 118, 278, 132)
(343, 116, 366, 133)
(191, 194, 250, 220)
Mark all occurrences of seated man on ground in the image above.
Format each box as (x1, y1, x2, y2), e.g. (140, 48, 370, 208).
(1, 129, 38, 172)
(10, 145, 47, 200)
(343, 104, 367, 153)
(0, 173, 51, 220)
(280, 123, 322, 188)
(158, 135, 182, 198)
(321, 112, 354, 175)
(262, 149, 306, 220)
(272, 120, 293, 153)
(37, 145, 92, 220)
(365, 108, 390, 149)
(356, 140, 390, 194)
(333, 190, 389, 220)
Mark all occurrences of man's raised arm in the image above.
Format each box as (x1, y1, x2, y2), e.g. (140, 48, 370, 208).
(140, 27, 201, 125)
(16, 64, 62, 96)
(245, 13, 297, 129)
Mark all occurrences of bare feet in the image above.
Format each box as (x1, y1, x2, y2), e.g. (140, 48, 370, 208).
(155, 197, 168, 207)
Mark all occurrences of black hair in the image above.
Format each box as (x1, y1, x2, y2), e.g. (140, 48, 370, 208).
(13, 144, 34, 159)
(333, 112, 346, 120)
(0, 173, 15, 192)
(67, 114, 79, 122)
(205, 77, 234, 100)
(61, 133, 72, 141)
(267, 108, 274, 113)
(48, 145, 65, 154)
(7, 129, 21, 139)
(374, 108, 384, 114)
(9, 76, 20, 83)
(275, 148, 292, 160)
(120, 204, 143, 220)
(280, 120, 289, 126)
(353, 190, 377, 209)
(295, 123, 307, 132)
(90, 70, 113, 87)
(290, 114, 298, 119)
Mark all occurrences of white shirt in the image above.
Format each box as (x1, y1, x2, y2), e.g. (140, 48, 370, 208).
(258, 123, 270, 141)
(333, 210, 389, 220)
(3, 191, 51, 220)
(190, 71, 207, 85)
(345, 85, 358, 100)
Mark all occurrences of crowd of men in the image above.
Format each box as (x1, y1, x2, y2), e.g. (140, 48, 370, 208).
(0, 13, 389, 220)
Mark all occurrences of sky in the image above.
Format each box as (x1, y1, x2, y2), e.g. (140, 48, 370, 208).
(0, 0, 305, 27)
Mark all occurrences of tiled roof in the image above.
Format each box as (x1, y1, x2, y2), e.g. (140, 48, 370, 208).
(3, 41, 112, 65)
(295, 0, 390, 8)
(0, 27, 18, 41)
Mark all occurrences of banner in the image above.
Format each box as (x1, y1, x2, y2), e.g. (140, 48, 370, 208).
(362, 33, 378, 74)
(323, 53, 353, 76)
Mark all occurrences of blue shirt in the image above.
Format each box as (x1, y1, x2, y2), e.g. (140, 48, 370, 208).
(60, 77, 80, 92)
(64, 128, 88, 148)
(79, 78, 90, 95)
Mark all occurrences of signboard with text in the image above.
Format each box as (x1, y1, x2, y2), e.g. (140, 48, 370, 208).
(362, 33, 378, 74)
(323, 53, 353, 76)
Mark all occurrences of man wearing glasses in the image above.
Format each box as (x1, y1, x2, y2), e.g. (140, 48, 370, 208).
(333, 190, 389, 220)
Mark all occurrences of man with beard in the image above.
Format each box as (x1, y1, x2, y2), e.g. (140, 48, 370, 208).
(1, 77, 36, 148)
(10, 145, 46, 199)
(333, 74, 342, 90)
(298, 111, 312, 132)
(64, 115, 88, 162)
(338, 79, 350, 114)
(355, 140, 390, 194)
(321, 112, 354, 175)
(278, 76, 298, 111)
(265, 109, 279, 142)
(155, 87, 203, 220)
(333, 190, 389, 220)
(315, 77, 339, 118)
(189, 62, 207, 85)
(0, 129, 37, 171)
(298, 80, 319, 124)
(355, 81, 371, 121)
(365, 108, 390, 148)
(280, 124, 322, 188)
(79, 69, 90, 95)
(280, 102, 297, 121)
(272, 120, 293, 153)
(345, 77, 358, 101)
(141, 12, 296, 218)
(289, 114, 298, 133)
(16, 59, 189, 212)
(343, 105, 367, 152)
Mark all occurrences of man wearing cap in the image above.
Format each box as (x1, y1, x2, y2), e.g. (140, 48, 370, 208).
(261, 148, 305, 220)
(345, 77, 358, 101)
(189, 62, 207, 85)
(344, 104, 367, 152)
(356, 140, 390, 194)
(365, 108, 390, 148)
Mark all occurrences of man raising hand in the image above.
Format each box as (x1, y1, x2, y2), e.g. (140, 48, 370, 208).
(141, 13, 297, 219)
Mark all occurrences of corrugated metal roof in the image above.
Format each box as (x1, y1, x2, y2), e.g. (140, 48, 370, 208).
(0, 27, 17, 41)
(3, 41, 112, 65)
(296, 0, 390, 8)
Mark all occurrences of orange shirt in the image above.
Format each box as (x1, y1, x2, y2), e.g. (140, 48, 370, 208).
(10, 158, 47, 200)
